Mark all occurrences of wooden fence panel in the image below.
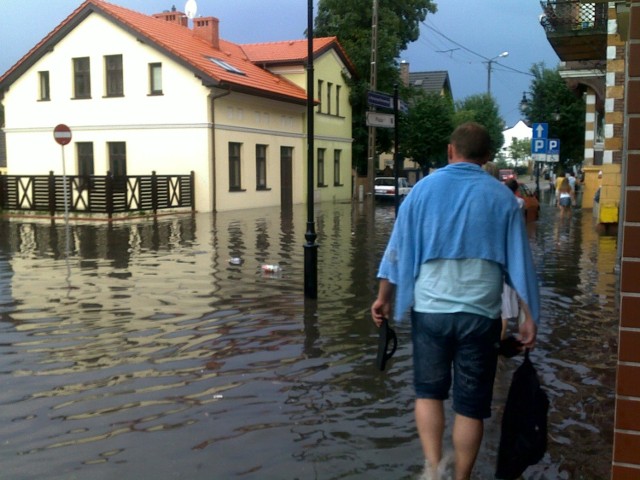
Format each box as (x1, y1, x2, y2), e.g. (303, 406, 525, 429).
(0, 172, 194, 218)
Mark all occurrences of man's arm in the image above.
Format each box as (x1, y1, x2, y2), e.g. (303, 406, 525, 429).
(518, 301, 537, 349)
(371, 279, 395, 327)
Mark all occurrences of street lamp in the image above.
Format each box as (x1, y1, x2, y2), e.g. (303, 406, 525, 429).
(486, 51, 508, 95)
(304, 0, 318, 299)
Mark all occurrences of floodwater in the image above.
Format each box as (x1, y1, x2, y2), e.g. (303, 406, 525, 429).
(0, 194, 618, 479)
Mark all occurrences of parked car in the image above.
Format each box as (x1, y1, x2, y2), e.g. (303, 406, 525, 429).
(516, 182, 540, 222)
(499, 169, 517, 182)
(374, 177, 411, 201)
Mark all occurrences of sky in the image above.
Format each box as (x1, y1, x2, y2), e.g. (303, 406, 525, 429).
(0, 0, 559, 127)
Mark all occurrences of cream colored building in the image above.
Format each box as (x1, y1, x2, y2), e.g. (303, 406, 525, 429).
(0, 1, 355, 213)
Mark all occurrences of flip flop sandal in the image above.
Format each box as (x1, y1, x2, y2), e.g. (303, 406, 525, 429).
(376, 318, 397, 371)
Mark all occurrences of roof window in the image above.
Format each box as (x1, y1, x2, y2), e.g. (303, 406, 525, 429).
(208, 57, 245, 75)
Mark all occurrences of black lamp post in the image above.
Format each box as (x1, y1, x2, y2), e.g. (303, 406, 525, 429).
(304, 0, 318, 299)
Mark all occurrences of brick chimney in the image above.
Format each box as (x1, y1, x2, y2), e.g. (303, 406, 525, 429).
(193, 17, 220, 50)
(400, 60, 410, 87)
(152, 10, 188, 27)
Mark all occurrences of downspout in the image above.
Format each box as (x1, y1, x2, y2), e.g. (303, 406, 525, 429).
(208, 86, 231, 212)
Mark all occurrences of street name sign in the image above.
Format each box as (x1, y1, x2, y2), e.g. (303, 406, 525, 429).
(367, 90, 393, 110)
(366, 111, 395, 128)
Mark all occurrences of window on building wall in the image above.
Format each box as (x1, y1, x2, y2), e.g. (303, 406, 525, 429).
(77, 142, 94, 190)
(108, 142, 127, 191)
(108, 142, 126, 176)
(77, 142, 94, 176)
(256, 144, 268, 190)
(73, 57, 91, 99)
(105, 55, 123, 97)
(229, 142, 242, 191)
(317, 80, 323, 113)
(595, 109, 604, 144)
(38, 71, 50, 101)
(336, 85, 341, 117)
(317, 148, 326, 187)
(327, 82, 333, 115)
(334, 149, 342, 186)
(149, 63, 162, 95)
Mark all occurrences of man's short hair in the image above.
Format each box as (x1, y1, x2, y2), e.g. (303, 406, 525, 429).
(450, 122, 493, 161)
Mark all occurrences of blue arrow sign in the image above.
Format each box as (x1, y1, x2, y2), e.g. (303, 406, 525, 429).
(532, 122, 548, 139)
(367, 90, 393, 109)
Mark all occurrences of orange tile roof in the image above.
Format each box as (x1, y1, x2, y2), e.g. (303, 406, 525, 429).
(1, 0, 331, 104)
(242, 38, 356, 74)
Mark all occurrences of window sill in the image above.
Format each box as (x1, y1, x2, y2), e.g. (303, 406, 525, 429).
(72, 96, 92, 100)
(148, 92, 164, 96)
(334, 183, 344, 187)
(256, 187, 272, 191)
(229, 188, 246, 192)
(103, 94, 125, 98)
(317, 184, 328, 188)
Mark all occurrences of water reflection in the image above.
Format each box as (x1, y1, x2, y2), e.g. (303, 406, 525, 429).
(0, 199, 618, 479)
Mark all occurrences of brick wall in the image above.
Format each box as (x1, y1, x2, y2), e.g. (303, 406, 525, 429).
(613, 2, 640, 478)
(606, 4, 626, 166)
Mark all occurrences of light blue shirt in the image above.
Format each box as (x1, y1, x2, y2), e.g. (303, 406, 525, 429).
(377, 162, 540, 323)
(414, 258, 503, 318)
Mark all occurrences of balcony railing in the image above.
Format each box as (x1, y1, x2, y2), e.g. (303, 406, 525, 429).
(540, 1, 607, 34)
(0, 171, 195, 219)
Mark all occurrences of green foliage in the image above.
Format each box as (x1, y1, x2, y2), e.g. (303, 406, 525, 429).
(508, 137, 531, 167)
(401, 92, 454, 170)
(315, 0, 437, 174)
(521, 63, 585, 170)
(453, 94, 505, 155)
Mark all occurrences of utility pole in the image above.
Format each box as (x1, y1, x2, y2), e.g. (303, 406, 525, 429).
(366, 0, 378, 197)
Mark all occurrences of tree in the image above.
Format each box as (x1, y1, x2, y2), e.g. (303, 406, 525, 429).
(314, 0, 437, 174)
(401, 92, 454, 171)
(453, 94, 505, 156)
(521, 63, 585, 171)
(508, 138, 531, 168)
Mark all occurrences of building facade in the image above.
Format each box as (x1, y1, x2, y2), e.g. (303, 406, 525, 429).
(0, 1, 355, 213)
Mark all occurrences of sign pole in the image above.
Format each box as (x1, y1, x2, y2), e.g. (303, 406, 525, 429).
(393, 84, 400, 216)
(53, 124, 73, 283)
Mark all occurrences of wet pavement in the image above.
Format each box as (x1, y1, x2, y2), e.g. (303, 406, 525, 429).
(0, 194, 618, 479)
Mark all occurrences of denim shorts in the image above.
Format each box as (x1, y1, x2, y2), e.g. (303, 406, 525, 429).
(411, 311, 502, 419)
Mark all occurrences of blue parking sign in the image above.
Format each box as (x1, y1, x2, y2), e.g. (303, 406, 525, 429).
(531, 138, 547, 154)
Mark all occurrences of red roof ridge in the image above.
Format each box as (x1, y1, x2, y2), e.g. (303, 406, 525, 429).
(1, 0, 318, 103)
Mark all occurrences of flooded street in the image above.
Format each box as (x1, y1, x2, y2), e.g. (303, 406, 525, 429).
(0, 196, 618, 479)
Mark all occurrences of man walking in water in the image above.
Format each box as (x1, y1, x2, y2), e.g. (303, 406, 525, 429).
(371, 122, 540, 479)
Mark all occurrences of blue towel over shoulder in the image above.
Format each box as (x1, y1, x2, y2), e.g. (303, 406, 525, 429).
(377, 163, 540, 323)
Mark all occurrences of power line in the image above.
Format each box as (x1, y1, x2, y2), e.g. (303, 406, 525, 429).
(420, 18, 534, 78)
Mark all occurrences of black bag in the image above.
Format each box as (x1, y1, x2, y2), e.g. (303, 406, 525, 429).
(495, 349, 549, 479)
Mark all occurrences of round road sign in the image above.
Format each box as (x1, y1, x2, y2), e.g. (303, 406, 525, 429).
(53, 124, 72, 146)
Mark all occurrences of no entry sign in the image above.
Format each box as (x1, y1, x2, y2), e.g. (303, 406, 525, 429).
(53, 124, 72, 145)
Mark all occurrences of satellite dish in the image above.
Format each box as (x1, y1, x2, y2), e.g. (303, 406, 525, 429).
(185, 0, 197, 19)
